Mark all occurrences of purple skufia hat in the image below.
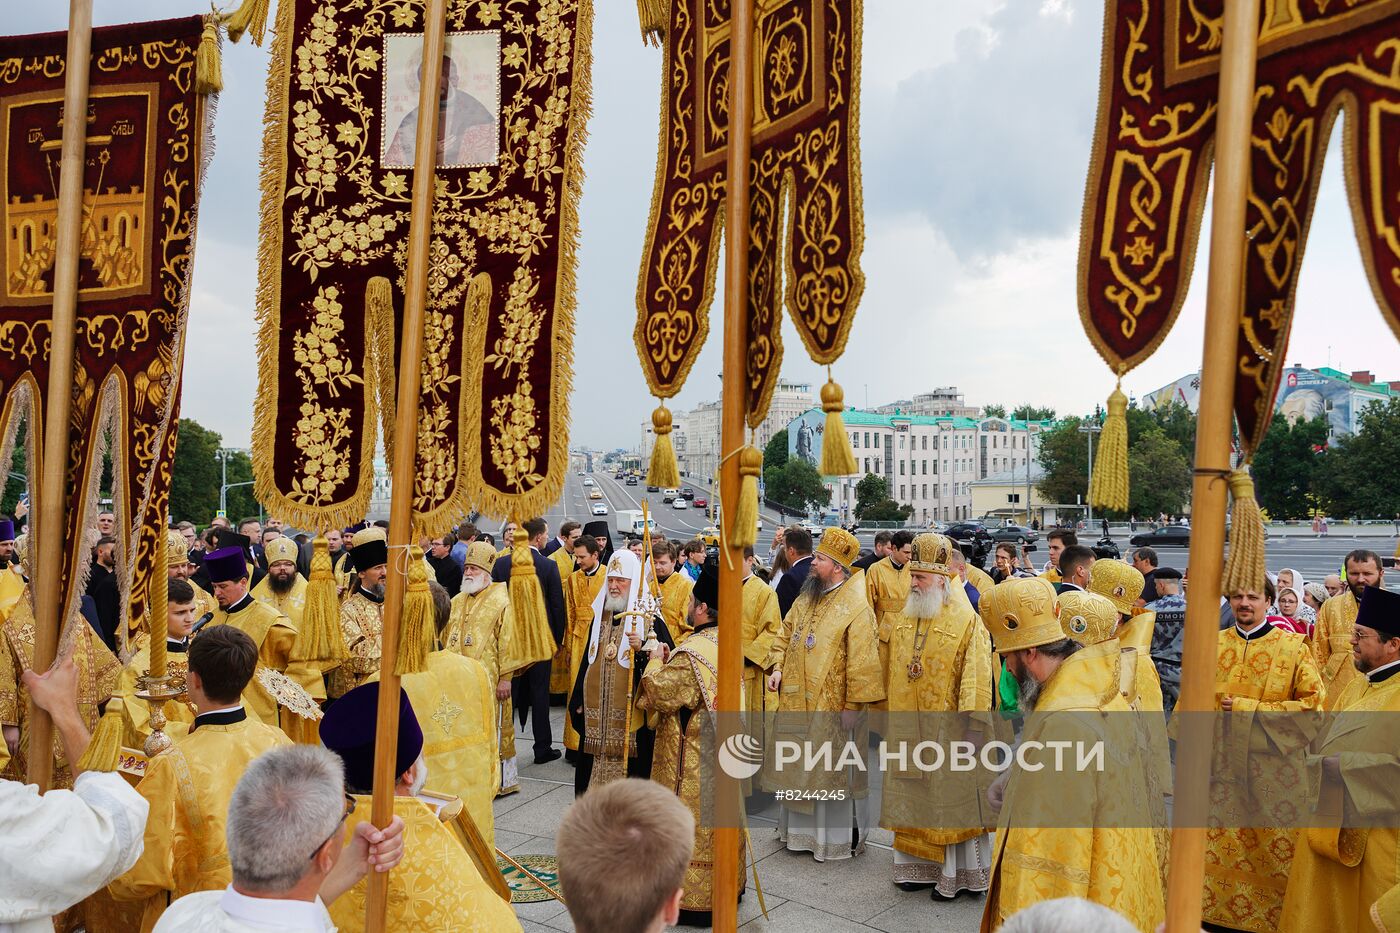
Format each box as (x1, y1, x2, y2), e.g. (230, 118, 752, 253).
(319, 682, 424, 791)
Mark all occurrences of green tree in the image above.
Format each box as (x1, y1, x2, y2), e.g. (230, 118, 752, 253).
(0, 423, 27, 516)
(764, 429, 789, 473)
(854, 473, 889, 519)
(170, 418, 222, 525)
(223, 450, 259, 525)
(1036, 416, 1088, 505)
(982, 404, 1007, 419)
(1013, 404, 1057, 421)
(1251, 413, 1330, 520)
(1314, 398, 1400, 519)
(1127, 428, 1191, 517)
(763, 459, 829, 516)
(861, 498, 913, 522)
(1126, 401, 1196, 461)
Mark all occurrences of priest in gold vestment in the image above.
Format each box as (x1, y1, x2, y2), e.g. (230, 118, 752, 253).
(320, 682, 521, 933)
(1, 590, 119, 786)
(653, 539, 695, 642)
(1281, 586, 1400, 932)
(766, 528, 884, 861)
(547, 521, 580, 695)
(569, 548, 675, 796)
(105, 578, 201, 750)
(741, 546, 781, 792)
(563, 535, 606, 757)
(109, 626, 290, 932)
(166, 528, 218, 622)
(879, 533, 994, 898)
(445, 541, 526, 796)
(200, 546, 321, 739)
(1202, 585, 1324, 933)
(979, 577, 1164, 933)
(0, 519, 25, 625)
(1314, 550, 1383, 709)
(866, 530, 913, 707)
(327, 529, 388, 699)
(369, 580, 497, 850)
(639, 563, 741, 926)
(251, 537, 308, 631)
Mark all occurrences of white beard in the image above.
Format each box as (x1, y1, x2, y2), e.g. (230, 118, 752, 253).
(409, 756, 429, 796)
(460, 574, 489, 596)
(603, 592, 629, 614)
(903, 579, 949, 619)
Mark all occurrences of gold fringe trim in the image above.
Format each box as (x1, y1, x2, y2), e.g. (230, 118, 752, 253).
(646, 404, 681, 489)
(1090, 380, 1129, 513)
(731, 445, 762, 550)
(293, 536, 347, 664)
(1222, 467, 1267, 597)
(366, 275, 398, 480)
(509, 526, 557, 667)
(76, 705, 123, 774)
(224, 0, 271, 46)
(635, 0, 668, 45)
(195, 18, 223, 95)
(818, 379, 858, 476)
(395, 545, 432, 675)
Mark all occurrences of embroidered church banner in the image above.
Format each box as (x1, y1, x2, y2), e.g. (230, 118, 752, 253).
(636, 0, 864, 428)
(0, 17, 211, 645)
(253, 0, 590, 530)
(1080, 0, 1400, 454)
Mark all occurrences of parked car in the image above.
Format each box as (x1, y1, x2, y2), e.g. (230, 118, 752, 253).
(591, 502, 608, 516)
(680, 488, 695, 500)
(1129, 526, 1190, 548)
(989, 524, 1038, 545)
(694, 496, 707, 508)
(672, 498, 689, 510)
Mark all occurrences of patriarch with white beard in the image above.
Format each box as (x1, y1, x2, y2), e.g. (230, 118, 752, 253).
(877, 533, 995, 899)
(443, 541, 529, 795)
(568, 549, 676, 796)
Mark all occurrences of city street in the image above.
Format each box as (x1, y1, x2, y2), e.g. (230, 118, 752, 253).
(538, 468, 1397, 582)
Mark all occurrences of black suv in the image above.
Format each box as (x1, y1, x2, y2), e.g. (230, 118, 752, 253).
(680, 488, 695, 500)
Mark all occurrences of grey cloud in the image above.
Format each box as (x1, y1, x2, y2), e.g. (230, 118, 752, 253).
(863, 0, 1100, 260)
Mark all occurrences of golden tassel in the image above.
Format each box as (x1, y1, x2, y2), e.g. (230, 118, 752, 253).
(819, 379, 858, 476)
(293, 537, 347, 664)
(635, 0, 668, 45)
(395, 546, 432, 676)
(1222, 467, 1267, 596)
(225, 0, 271, 46)
(75, 705, 123, 774)
(731, 446, 762, 549)
(647, 405, 681, 489)
(1090, 380, 1130, 513)
(509, 525, 557, 667)
(195, 18, 223, 95)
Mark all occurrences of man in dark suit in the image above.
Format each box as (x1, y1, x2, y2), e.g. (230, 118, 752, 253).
(542, 520, 580, 558)
(774, 527, 814, 618)
(852, 530, 893, 573)
(493, 516, 567, 763)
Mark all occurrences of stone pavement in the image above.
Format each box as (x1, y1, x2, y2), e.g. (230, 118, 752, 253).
(494, 708, 986, 932)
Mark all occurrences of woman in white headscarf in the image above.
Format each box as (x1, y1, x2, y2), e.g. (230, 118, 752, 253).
(1274, 568, 1317, 629)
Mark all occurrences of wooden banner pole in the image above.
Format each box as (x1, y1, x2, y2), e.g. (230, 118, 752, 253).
(27, 0, 95, 791)
(364, 0, 448, 928)
(714, 0, 754, 927)
(1164, 0, 1259, 928)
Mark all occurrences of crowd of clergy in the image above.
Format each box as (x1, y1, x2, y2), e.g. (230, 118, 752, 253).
(2, 505, 1400, 932)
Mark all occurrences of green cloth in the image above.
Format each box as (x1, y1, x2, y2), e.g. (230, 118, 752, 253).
(998, 667, 1019, 717)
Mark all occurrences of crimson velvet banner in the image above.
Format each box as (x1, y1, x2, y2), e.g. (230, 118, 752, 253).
(1080, 0, 1400, 453)
(636, 0, 864, 429)
(0, 17, 212, 647)
(252, 0, 591, 530)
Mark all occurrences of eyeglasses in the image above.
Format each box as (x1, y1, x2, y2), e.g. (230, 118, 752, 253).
(309, 792, 357, 860)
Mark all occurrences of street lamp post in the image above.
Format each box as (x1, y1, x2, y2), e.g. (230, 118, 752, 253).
(1078, 409, 1103, 528)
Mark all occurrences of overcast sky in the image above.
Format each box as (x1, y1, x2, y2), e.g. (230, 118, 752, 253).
(17, 0, 1400, 453)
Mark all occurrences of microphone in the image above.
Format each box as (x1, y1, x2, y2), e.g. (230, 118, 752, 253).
(190, 611, 215, 636)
